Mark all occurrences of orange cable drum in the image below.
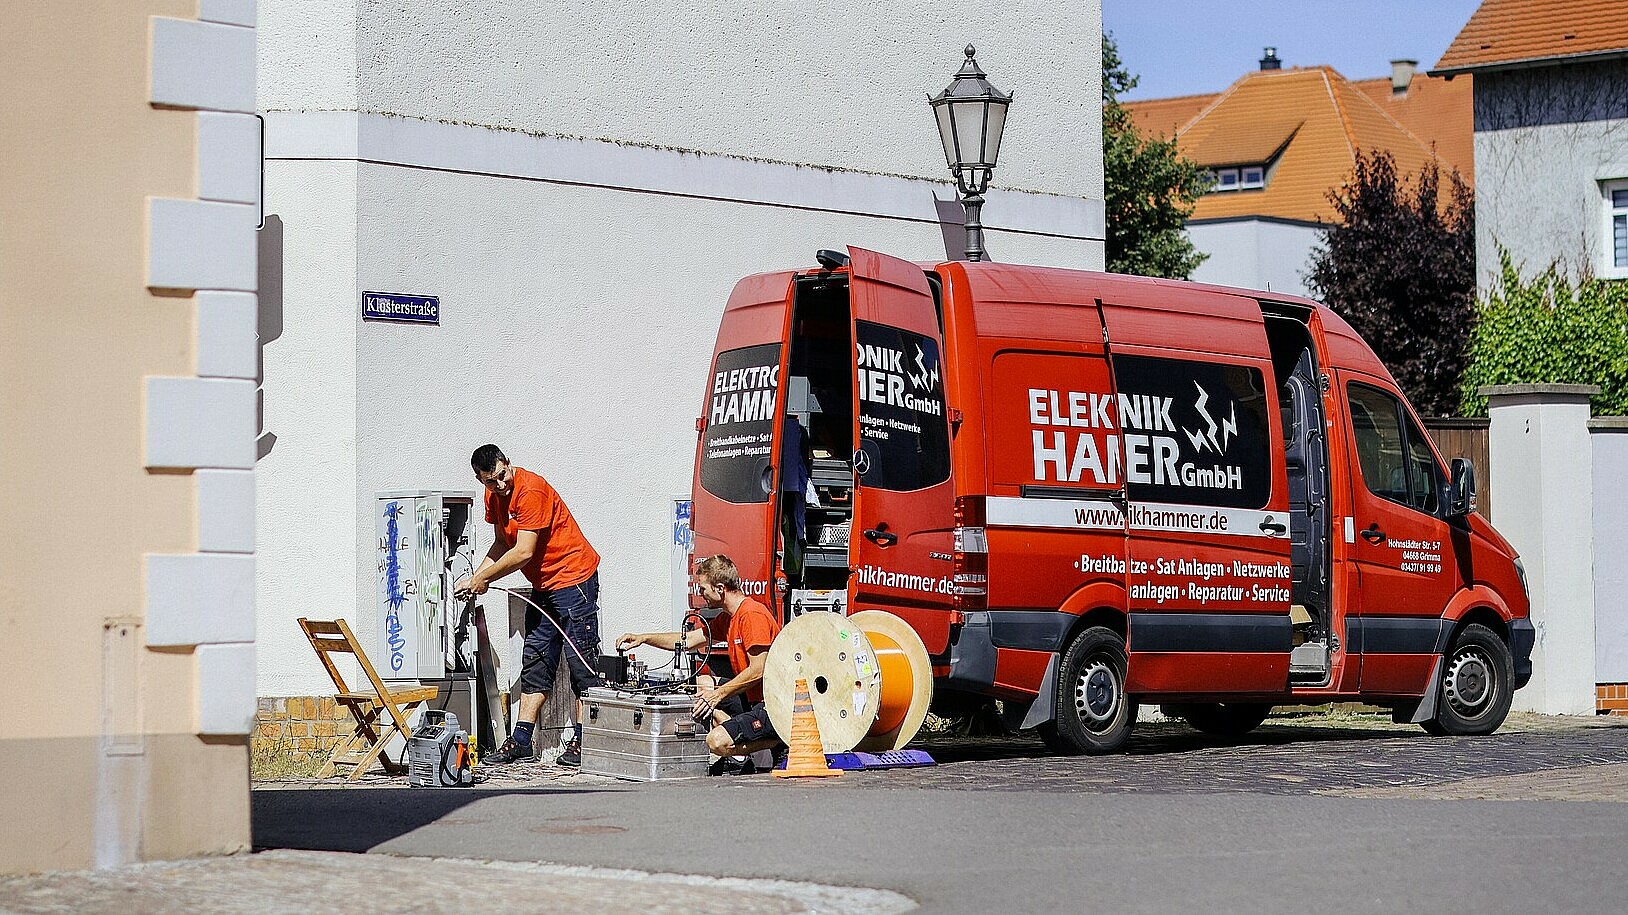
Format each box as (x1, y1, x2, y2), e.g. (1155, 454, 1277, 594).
(867, 631, 913, 736)
(849, 610, 933, 753)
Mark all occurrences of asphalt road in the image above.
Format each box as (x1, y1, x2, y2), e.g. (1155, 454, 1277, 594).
(254, 717, 1628, 913)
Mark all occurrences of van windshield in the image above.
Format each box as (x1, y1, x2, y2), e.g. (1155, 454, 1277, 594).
(700, 343, 781, 503)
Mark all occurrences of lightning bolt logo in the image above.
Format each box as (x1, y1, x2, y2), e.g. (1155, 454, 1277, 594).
(1184, 383, 1238, 454)
(906, 344, 939, 391)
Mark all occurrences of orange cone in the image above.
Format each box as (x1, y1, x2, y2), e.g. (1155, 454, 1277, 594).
(773, 677, 841, 778)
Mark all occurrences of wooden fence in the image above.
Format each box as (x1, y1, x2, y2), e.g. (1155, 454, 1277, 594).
(1424, 417, 1491, 518)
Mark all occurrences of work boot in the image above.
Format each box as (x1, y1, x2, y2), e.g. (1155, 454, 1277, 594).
(556, 739, 582, 768)
(482, 736, 535, 766)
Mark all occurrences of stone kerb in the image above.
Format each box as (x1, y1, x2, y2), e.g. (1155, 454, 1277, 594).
(1481, 384, 1599, 715)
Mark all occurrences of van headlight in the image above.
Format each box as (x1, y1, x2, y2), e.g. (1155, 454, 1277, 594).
(1513, 557, 1530, 600)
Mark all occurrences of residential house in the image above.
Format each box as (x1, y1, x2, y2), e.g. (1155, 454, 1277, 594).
(1128, 51, 1471, 297)
(1432, 0, 1628, 289)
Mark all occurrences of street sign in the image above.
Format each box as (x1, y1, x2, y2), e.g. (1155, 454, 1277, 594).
(362, 291, 440, 325)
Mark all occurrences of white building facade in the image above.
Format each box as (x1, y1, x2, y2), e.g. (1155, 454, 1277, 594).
(1442, 59, 1628, 290)
(255, 2, 1105, 703)
(1186, 216, 1321, 298)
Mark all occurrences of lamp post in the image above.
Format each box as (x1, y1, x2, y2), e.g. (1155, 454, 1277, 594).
(929, 45, 1012, 262)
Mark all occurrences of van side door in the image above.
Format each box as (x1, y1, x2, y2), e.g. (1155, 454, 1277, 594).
(1102, 292, 1293, 696)
(846, 247, 956, 652)
(1341, 376, 1463, 694)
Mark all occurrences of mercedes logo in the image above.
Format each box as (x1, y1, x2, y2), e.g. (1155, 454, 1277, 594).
(852, 449, 871, 476)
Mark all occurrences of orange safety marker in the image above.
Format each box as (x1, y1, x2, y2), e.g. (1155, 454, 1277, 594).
(773, 677, 841, 778)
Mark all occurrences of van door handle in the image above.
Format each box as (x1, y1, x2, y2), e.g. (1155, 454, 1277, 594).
(1360, 525, 1386, 544)
(1258, 518, 1287, 536)
(864, 526, 898, 547)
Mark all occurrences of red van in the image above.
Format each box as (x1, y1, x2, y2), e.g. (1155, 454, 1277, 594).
(690, 247, 1533, 753)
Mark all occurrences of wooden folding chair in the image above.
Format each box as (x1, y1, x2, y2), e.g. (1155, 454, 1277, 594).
(299, 618, 440, 781)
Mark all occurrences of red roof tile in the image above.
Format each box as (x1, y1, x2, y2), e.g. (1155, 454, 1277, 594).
(1128, 67, 1450, 223)
(1435, 0, 1628, 73)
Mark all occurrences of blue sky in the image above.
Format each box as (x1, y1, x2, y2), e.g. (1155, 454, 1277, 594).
(1104, 1, 1485, 101)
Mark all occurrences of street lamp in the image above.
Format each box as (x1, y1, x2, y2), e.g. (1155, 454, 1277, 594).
(929, 45, 1012, 262)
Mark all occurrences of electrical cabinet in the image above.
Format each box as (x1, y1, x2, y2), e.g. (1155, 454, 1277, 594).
(375, 490, 479, 681)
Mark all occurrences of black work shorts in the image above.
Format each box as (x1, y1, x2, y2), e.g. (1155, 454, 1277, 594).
(719, 701, 780, 746)
(703, 654, 748, 718)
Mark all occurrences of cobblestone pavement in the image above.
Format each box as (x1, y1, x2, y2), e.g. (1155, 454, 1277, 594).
(254, 712, 1628, 801)
(854, 712, 1628, 797)
(0, 850, 915, 915)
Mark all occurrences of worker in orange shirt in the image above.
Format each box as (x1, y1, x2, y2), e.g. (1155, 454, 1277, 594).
(618, 554, 784, 771)
(454, 444, 601, 767)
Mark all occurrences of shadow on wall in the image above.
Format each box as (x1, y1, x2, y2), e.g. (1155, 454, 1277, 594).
(935, 193, 991, 263)
(257, 215, 284, 460)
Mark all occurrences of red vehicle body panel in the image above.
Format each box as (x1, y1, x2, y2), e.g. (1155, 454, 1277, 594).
(690, 253, 1532, 718)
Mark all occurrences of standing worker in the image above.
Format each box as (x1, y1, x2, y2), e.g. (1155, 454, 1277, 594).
(455, 444, 601, 767)
(618, 554, 784, 771)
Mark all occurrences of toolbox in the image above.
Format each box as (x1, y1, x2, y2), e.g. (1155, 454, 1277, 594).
(579, 687, 710, 781)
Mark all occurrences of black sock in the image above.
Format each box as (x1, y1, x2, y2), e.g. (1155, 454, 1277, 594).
(572, 723, 582, 744)
(514, 721, 535, 746)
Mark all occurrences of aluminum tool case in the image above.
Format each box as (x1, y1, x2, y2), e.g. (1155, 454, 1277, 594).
(579, 687, 710, 781)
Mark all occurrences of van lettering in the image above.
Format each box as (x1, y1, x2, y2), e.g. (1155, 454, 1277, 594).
(1026, 389, 1117, 429)
(710, 387, 775, 426)
(858, 344, 905, 373)
(1116, 393, 1176, 432)
(1033, 430, 1118, 484)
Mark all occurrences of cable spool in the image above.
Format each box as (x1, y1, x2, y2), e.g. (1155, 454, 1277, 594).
(764, 610, 932, 754)
(849, 610, 933, 752)
(764, 612, 880, 753)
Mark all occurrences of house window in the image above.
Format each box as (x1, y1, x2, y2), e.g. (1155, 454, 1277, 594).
(1207, 166, 1265, 193)
(1608, 180, 1628, 276)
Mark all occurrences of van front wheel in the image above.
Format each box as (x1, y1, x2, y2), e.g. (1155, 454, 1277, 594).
(1044, 626, 1133, 755)
(1425, 623, 1514, 736)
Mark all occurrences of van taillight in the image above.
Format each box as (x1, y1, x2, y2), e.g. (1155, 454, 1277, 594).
(952, 496, 987, 612)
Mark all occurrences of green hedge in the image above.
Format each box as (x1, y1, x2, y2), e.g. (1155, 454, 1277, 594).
(1460, 252, 1628, 416)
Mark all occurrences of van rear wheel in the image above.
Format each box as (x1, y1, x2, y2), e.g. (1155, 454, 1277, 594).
(1424, 623, 1514, 736)
(1044, 626, 1133, 755)
(1180, 702, 1273, 736)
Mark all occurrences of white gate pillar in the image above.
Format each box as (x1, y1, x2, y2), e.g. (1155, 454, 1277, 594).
(1483, 384, 1599, 715)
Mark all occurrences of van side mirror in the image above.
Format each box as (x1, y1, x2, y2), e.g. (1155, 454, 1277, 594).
(1448, 457, 1477, 517)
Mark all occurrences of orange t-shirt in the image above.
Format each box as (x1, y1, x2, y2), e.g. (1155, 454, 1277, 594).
(724, 597, 781, 704)
(485, 466, 600, 590)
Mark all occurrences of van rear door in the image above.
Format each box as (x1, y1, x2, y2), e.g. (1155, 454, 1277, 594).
(846, 247, 956, 652)
(692, 271, 797, 600)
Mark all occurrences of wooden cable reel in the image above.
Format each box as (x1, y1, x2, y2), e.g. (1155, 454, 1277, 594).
(764, 610, 932, 754)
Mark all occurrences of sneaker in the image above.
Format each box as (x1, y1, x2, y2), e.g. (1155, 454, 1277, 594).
(556, 739, 582, 768)
(708, 756, 750, 776)
(482, 736, 535, 766)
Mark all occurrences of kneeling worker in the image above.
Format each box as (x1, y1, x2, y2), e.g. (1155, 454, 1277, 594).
(618, 555, 783, 763)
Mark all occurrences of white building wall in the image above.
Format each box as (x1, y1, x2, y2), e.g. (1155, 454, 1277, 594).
(1470, 60, 1628, 291)
(334, 1, 1103, 202)
(255, 3, 1106, 697)
(255, 162, 360, 694)
(1593, 419, 1628, 683)
(1186, 218, 1321, 298)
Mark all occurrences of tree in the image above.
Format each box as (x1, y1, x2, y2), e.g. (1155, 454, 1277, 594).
(1459, 251, 1628, 415)
(1307, 151, 1475, 415)
(1102, 34, 1210, 279)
